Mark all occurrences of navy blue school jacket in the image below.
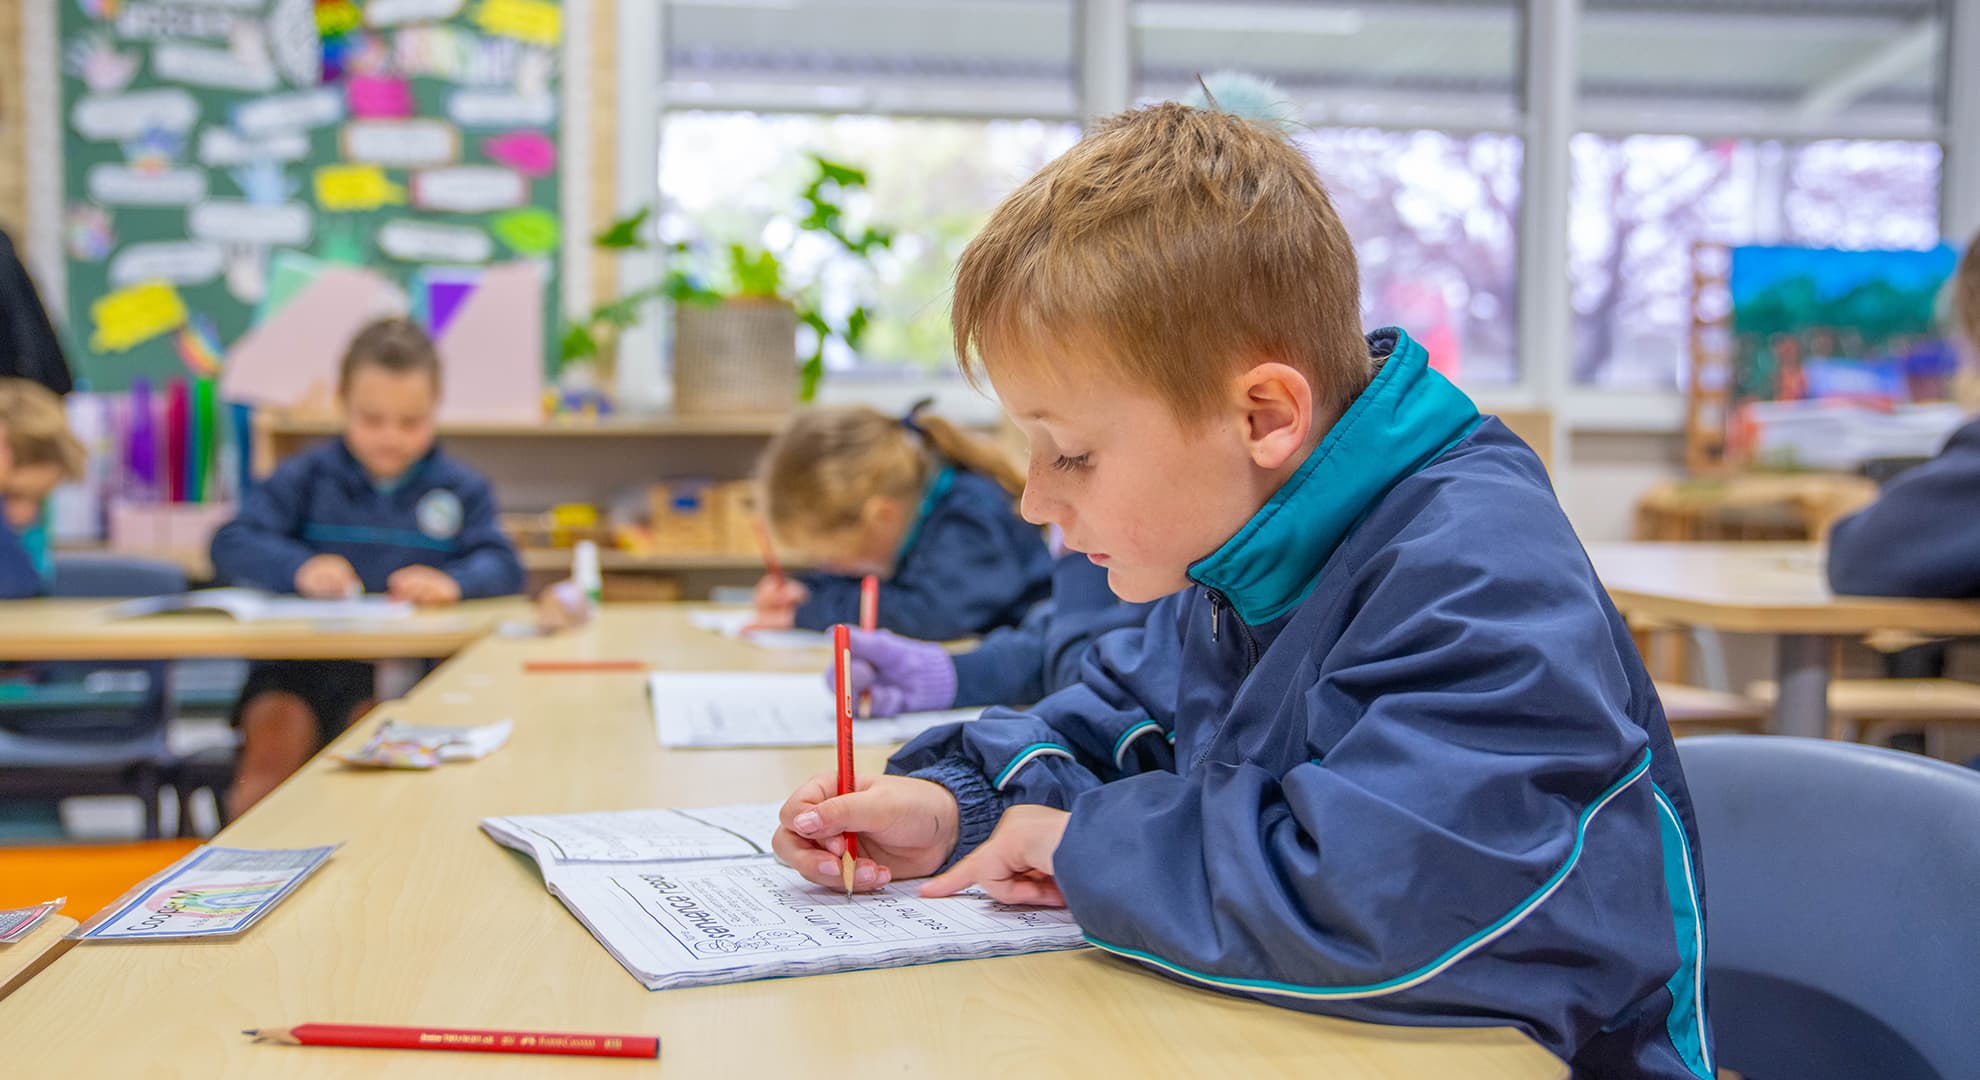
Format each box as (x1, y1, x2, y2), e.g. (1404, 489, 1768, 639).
(893, 329, 1714, 1080)
(950, 552, 1153, 708)
(210, 440, 524, 598)
(794, 467, 1051, 640)
(1827, 416, 1980, 598)
(0, 517, 39, 599)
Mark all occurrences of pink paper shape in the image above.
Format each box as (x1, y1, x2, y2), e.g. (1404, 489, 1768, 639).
(221, 267, 405, 408)
(347, 76, 414, 119)
(435, 261, 544, 424)
(481, 131, 556, 179)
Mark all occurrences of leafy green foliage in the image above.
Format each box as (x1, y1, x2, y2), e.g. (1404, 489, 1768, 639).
(560, 156, 894, 403)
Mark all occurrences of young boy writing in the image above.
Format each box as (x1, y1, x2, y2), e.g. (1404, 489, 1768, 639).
(772, 103, 1712, 1078)
(210, 318, 523, 813)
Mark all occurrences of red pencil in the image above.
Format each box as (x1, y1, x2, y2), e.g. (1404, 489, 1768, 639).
(522, 659, 646, 673)
(833, 623, 858, 896)
(244, 1022, 658, 1059)
(857, 575, 879, 716)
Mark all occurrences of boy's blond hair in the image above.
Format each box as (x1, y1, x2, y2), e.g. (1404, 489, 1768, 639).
(952, 102, 1369, 421)
(0, 378, 85, 480)
(757, 405, 1023, 547)
(340, 316, 441, 393)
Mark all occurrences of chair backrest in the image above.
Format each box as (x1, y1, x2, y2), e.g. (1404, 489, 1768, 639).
(49, 554, 187, 599)
(1678, 735, 1980, 1080)
(33, 555, 187, 719)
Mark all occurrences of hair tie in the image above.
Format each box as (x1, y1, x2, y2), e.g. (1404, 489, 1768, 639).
(900, 396, 935, 437)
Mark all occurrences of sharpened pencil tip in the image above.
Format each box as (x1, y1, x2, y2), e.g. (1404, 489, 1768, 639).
(242, 1030, 257, 1036)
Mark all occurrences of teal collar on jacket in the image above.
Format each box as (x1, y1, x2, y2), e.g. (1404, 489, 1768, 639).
(1187, 328, 1482, 626)
(894, 465, 956, 564)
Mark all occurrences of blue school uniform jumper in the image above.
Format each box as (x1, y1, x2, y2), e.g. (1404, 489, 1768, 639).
(1827, 416, 1980, 598)
(211, 439, 523, 598)
(794, 467, 1052, 641)
(0, 516, 41, 598)
(950, 552, 1154, 708)
(210, 439, 523, 741)
(893, 329, 1714, 1080)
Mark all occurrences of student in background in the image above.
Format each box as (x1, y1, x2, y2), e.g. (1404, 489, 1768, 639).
(751, 402, 1051, 641)
(772, 102, 1712, 1078)
(0, 378, 85, 598)
(210, 318, 523, 814)
(840, 545, 1153, 717)
(1827, 234, 1980, 598)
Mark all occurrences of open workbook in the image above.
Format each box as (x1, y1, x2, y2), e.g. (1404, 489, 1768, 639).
(650, 671, 981, 748)
(482, 803, 1086, 991)
(105, 587, 411, 622)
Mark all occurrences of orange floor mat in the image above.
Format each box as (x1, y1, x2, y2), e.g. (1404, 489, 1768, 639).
(0, 839, 201, 922)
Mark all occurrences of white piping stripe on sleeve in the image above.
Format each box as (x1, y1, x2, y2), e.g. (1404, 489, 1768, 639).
(992, 744, 1075, 791)
(1112, 720, 1162, 767)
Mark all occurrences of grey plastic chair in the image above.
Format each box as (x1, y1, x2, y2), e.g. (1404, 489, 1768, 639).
(1678, 735, 1980, 1080)
(0, 555, 185, 838)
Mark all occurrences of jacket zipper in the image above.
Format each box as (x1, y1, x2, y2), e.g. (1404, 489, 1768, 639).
(1203, 589, 1261, 669)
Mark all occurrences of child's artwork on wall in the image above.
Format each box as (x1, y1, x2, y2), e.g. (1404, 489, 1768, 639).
(1726, 245, 1964, 469)
(58, 0, 562, 421)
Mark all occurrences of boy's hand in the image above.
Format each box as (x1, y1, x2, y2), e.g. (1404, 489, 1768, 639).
(295, 554, 361, 598)
(748, 574, 809, 631)
(773, 771, 958, 892)
(534, 579, 591, 631)
(387, 565, 462, 606)
(919, 805, 1071, 908)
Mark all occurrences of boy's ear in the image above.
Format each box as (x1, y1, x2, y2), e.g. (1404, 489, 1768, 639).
(861, 494, 907, 533)
(1233, 361, 1316, 471)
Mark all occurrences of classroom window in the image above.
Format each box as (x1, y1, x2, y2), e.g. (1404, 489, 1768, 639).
(658, 112, 1080, 375)
(1569, 135, 1942, 391)
(1302, 129, 1523, 389)
(1570, 1, 1946, 390)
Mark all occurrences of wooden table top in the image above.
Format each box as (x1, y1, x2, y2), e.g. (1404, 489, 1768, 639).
(1589, 542, 1980, 636)
(0, 915, 77, 1003)
(0, 605, 1564, 1079)
(0, 597, 530, 661)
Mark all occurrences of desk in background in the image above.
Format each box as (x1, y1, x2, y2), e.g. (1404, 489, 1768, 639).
(1589, 542, 1980, 738)
(0, 598, 528, 662)
(0, 606, 1566, 1079)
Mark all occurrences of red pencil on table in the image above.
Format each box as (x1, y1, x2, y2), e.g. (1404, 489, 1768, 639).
(244, 1022, 658, 1059)
(857, 574, 879, 716)
(833, 623, 858, 896)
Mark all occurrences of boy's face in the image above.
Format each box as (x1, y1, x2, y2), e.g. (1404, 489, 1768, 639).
(1, 462, 64, 530)
(342, 367, 438, 482)
(993, 352, 1311, 603)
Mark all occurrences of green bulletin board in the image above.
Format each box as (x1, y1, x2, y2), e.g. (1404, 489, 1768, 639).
(57, 0, 563, 393)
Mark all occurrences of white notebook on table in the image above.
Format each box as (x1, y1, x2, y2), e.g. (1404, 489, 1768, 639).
(481, 803, 1086, 991)
(649, 671, 980, 749)
(105, 587, 411, 622)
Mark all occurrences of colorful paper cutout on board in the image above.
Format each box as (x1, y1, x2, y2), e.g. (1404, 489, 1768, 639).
(490, 207, 557, 254)
(471, 0, 561, 46)
(346, 75, 413, 119)
(92, 281, 190, 353)
(482, 130, 554, 177)
(314, 164, 406, 211)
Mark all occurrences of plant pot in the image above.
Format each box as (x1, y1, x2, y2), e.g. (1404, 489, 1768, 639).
(671, 299, 799, 416)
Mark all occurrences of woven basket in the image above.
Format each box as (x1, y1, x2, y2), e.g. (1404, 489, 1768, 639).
(672, 299, 799, 416)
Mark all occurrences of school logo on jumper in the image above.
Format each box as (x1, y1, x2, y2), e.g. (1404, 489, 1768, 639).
(416, 489, 463, 540)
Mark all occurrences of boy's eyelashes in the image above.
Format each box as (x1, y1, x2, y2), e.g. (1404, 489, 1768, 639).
(1049, 453, 1091, 473)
